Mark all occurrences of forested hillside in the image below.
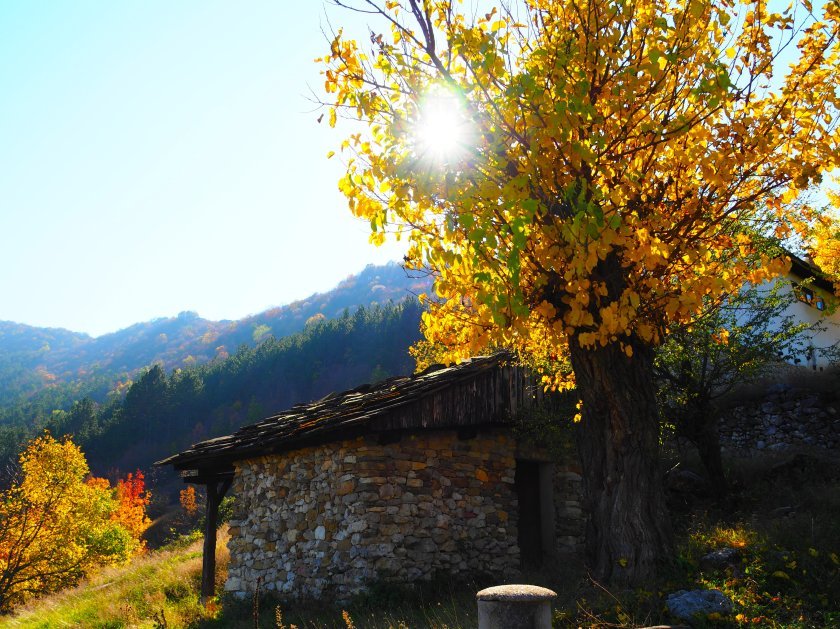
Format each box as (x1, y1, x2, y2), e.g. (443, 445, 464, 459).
(0, 263, 429, 408)
(0, 299, 425, 483)
(0, 264, 430, 464)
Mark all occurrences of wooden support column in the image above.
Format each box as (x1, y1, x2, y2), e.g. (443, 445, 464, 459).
(200, 476, 232, 603)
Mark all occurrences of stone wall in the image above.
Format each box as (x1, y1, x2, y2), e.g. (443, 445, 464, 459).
(225, 428, 583, 600)
(554, 465, 585, 551)
(719, 387, 839, 455)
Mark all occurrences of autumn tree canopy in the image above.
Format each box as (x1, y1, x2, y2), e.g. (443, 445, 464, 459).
(323, 0, 839, 582)
(811, 204, 840, 293)
(0, 434, 147, 611)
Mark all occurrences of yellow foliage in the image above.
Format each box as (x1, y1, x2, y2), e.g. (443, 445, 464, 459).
(810, 206, 840, 295)
(322, 0, 839, 384)
(0, 434, 135, 612)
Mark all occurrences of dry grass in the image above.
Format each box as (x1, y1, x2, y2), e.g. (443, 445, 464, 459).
(0, 528, 229, 628)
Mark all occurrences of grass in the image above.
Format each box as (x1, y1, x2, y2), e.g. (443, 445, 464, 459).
(199, 580, 484, 629)
(0, 529, 230, 628)
(672, 452, 840, 628)
(3, 453, 838, 628)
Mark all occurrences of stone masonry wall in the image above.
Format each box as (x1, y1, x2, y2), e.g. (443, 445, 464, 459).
(226, 430, 524, 600)
(554, 465, 585, 552)
(719, 388, 839, 455)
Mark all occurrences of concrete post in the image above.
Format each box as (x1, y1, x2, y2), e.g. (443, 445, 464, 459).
(476, 584, 557, 629)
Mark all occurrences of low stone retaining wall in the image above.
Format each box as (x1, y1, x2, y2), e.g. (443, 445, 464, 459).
(719, 388, 839, 455)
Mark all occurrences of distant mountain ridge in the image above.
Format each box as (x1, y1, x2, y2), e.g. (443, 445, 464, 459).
(0, 263, 431, 407)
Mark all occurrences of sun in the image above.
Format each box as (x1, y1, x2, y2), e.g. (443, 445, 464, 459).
(413, 89, 471, 164)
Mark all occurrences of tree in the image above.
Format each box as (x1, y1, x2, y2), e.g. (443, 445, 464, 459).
(322, 0, 839, 583)
(0, 434, 134, 611)
(112, 470, 152, 547)
(811, 206, 840, 294)
(655, 279, 815, 495)
(121, 364, 169, 442)
(180, 485, 199, 519)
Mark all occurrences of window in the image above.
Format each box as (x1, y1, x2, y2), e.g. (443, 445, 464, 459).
(793, 282, 822, 309)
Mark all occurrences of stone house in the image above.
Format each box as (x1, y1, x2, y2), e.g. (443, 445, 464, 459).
(158, 354, 583, 601)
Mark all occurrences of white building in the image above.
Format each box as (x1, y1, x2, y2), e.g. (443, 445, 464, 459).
(777, 254, 840, 370)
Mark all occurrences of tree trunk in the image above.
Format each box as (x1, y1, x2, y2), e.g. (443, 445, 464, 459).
(569, 338, 673, 585)
(695, 424, 727, 499)
(679, 408, 727, 499)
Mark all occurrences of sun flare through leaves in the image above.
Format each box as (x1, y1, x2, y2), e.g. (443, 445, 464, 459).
(412, 88, 473, 166)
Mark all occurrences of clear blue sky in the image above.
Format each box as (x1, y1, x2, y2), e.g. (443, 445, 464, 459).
(0, 1, 405, 337)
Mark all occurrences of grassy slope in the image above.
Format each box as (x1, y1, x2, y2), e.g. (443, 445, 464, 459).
(1, 530, 229, 629)
(4, 453, 839, 628)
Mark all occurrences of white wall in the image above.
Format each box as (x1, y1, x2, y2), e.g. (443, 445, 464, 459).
(771, 276, 840, 370)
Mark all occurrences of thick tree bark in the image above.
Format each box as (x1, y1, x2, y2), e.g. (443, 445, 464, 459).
(569, 338, 673, 585)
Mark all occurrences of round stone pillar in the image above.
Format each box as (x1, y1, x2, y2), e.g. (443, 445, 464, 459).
(476, 584, 557, 629)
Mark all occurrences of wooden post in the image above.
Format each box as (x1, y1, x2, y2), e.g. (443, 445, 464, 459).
(200, 477, 232, 604)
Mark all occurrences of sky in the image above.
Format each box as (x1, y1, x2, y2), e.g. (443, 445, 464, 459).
(0, 1, 406, 337)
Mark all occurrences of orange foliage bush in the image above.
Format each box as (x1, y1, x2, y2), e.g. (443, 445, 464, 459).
(179, 485, 199, 518)
(113, 471, 152, 547)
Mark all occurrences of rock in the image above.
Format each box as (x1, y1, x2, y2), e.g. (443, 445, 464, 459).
(770, 505, 797, 518)
(699, 547, 740, 571)
(665, 469, 708, 494)
(666, 590, 733, 623)
(337, 479, 356, 495)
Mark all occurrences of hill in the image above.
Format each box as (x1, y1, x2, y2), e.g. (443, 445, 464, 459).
(0, 298, 426, 484)
(0, 264, 430, 478)
(81, 299, 426, 477)
(0, 263, 430, 408)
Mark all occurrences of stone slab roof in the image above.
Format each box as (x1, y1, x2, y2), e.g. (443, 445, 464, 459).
(157, 353, 538, 477)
